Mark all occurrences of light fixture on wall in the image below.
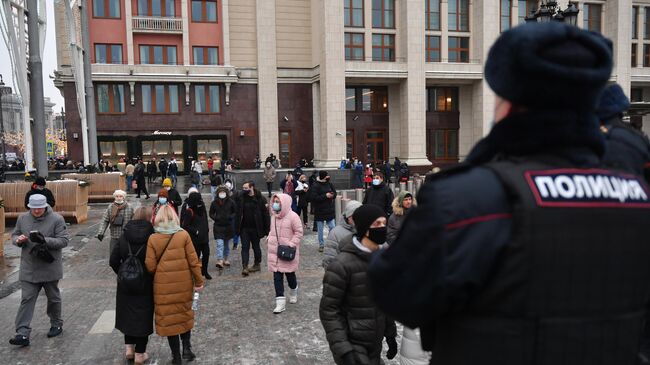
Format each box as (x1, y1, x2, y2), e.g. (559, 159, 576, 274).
(335, 132, 343, 136)
(283, 116, 289, 122)
(239, 130, 245, 138)
(525, 1, 579, 25)
(353, 115, 359, 121)
(73, 133, 79, 140)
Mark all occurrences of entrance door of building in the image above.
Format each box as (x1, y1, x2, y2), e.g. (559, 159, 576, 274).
(141, 139, 185, 172)
(197, 139, 223, 171)
(366, 131, 385, 166)
(279, 131, 291, 167)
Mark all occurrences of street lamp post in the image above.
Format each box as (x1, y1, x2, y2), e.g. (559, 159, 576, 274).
(525, 1, 580, 26)
(0, 74, 12, 176)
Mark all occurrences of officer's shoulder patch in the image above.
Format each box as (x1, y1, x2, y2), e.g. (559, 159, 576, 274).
(525, 169, 650, 208)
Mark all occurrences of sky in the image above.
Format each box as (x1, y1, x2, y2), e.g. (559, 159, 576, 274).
(1, 0, 65, 112)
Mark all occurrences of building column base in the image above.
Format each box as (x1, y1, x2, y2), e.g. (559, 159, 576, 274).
(314, 159, 343, 169)
(401, 157, 432, 167)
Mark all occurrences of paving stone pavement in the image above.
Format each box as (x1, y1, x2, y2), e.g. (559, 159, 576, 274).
(0, 188, 407, 365)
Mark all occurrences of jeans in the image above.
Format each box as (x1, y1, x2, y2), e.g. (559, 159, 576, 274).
(210, 186, 217, 200)
(125, 335, 148, 353)
(215, 238, 231, 260)
(126, 176, 133, 192)
(240, 228, 262, 267)
(316, 219, 336, 246)
(169, 173, 177, 187)
(273, 272, 297, 297)
(232, 221, 239, 248)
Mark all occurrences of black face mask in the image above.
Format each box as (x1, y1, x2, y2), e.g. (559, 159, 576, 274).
(367, 226, 387, 245)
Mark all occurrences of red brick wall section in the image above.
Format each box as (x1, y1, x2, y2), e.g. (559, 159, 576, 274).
(277, 84, 314, 167)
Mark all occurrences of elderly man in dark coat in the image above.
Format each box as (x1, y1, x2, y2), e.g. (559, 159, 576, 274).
(9, 194, 70, 347)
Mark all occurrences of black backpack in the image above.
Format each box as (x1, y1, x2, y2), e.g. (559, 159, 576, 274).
(117, 242, 146, 294)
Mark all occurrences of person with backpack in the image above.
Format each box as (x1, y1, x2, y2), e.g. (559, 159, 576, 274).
(180, 192, 212, 280)
(109, 207, 155, 365)
(210, 186, 236, 269)
(145, 205, 204, 364)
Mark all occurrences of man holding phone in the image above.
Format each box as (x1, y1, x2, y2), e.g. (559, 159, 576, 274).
(9, 194, 69, 347)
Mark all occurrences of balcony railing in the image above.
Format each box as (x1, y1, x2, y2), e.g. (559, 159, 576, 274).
(132, 16, 182, 33)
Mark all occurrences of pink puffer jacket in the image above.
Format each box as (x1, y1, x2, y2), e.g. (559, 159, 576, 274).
(267, 193, 303, 273)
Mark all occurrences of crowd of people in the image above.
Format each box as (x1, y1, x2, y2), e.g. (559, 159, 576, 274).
(7, 21, 650, 365)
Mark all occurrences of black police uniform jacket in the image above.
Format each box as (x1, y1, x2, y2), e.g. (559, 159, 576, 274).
(601, 117, 650, 180)
(368, 110, 650, 365)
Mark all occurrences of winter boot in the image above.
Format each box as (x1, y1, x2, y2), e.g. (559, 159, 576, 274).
(289, 286, 298, 304)
(242, 267, 249, 277)
(171, 352, 182, 365)
(249, 263, 261, 273)
(273, 297, 287, 314)
(182, 344, 196, 361)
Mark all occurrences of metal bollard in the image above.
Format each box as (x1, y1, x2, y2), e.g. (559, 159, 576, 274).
(335, 196, 342, 224)
(414, 178, 422, 193)
(356, 188, 364, 202)
(400, 182, 406, 193)
(407, 180, 414, 194)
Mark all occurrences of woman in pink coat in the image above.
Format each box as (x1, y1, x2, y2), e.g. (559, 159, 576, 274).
(267, 193, 303, 314)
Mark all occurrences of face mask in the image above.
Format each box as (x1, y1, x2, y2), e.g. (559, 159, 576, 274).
(242, 188, 250, 193)
(158, 197, 167, 205)
(225, 182, 232, 189)
(115, 198, 125, 205)
(372, 179, 380, 186)
(165, 187, 171, 191)
(367, 226, 387, 244)
(272, 202, 281, 212)
(218, 192, 227, 199)
(37, 186, 44, 190)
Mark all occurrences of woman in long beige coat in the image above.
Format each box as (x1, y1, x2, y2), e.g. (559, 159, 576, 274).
(145, 205, 204, 365)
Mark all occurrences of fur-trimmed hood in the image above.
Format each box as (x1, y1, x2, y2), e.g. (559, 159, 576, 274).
(391, 191, 416, 216)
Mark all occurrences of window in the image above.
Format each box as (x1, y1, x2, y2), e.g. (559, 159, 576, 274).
(362, 87, 388, 112)
(632, 43, 638, 67)
(193, 47, 218, 65)
(633, 6, 639, 39)
(426, 36, 441, 62)
(372, 0, 395, 28)
(344, 0, 364, 27)
(137, 0, 175, 16)
(194, 85, 220, 113)
(518, 0, 537, 24)
(448, 0, 469, 31)
(631, 88, 643, 102)
(346, 130, 354, 160)
(346, 88, 356, 111)
(96, 84, 125, 114)
(372, 34, 395, 61)
(95, 44, 122, 64)
(645, 7, 650, 39)
(191, 0, 217, 22)
(345, 33, 364, 60)
(139, 45, 177, 65)
(141, 84, 179, 113)
(500, 0, 511, 32)
(583, 4, 602, 33)
(645, 45, 650, 67)
(432, 129, 459, 160)
(426, 0, 441, 30)
(428, 88, 458, 112)
(93, 0, 120, 18)
(279, 132, 291, 166)
(448, 37, 469, 63)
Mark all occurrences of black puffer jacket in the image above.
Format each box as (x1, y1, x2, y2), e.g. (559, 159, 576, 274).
(235, 190, 270, 237)
(320, 241, 397, 365)
(109, 219, 155, 337)
(180, 193, 209, 246)
(209, 194, 236, 240)
(363, 184, 394, 216)
(310, 179, 337, 221)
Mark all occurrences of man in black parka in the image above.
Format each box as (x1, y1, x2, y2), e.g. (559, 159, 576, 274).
(368, 22, 650, 365)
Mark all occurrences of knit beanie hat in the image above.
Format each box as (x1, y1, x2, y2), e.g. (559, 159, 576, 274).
(596, 84, 630, 121)
(187, 187, 199, 195)
(319, 170, 328, 180)
(343, 200, 362, 219)
(485, 22, 612, 110)
(186, 192, 203, 208)
(162, 178, 172, 187)
(157, 189, 169, 198)
(353, 204, 386, 239)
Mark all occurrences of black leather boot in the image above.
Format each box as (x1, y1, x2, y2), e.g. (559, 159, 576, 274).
(182, 345, 196, 361)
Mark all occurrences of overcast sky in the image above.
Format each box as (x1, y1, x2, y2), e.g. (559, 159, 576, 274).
(1, 0, 64, 112)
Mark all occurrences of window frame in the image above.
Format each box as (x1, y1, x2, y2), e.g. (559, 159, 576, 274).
(448, 0, 470, 32)
(518, 0, 536, 24)
(632, 43, 638, 68)
(141, 84, 180, 114)
(448, 36, 469, 63)
(192, 46, 219, 65)
(644, 44, 650, 67)
(426, 0, 441, 30)
(583, 3, 602, 33)
(345, 32, 365, 61)
(94, 43, 123, 64)
(93, 0, 121, 19)
(344, 0, 364, 28)
(139, 45, 178, 65)
(96, 84, 126, 115)
(431, 129, 459, 161)
(137, 0, 176, 17)
(425, 35, 441, 62)
(372, 33, 396, 62)
(372, 0, 395, 29)
(194, 84, 221, 114)
(645, 7, 650, 39)
(633, 6, 639, 40)
(500, 0, 511, 33)
(427, 87, 459, 112)
(191, 0, 218, 23)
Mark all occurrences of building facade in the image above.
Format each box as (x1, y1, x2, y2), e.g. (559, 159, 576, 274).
(54, 0, 650, 171)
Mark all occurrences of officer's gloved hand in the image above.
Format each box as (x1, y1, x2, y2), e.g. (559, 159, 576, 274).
(97, 234, 104, 242)
(386, 336, 398, 359)
(341, 351, 357, 365)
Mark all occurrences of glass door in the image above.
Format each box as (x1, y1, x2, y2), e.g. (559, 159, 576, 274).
(366, 131, 385, 167)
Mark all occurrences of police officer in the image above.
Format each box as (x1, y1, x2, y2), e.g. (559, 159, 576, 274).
(368, 22, 650, 365)
(597, 83, 650, 180)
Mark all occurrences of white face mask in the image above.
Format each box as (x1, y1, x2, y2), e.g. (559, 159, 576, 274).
(115, 198, 125, 205)
(165, 187, 171, 191)
(218, 192, 227, 199)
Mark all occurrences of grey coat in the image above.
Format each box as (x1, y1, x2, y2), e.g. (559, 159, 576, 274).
(322, 220, 355, 269)
(12, 207, 70, 283)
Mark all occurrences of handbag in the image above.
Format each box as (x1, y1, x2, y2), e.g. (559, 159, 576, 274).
(274, 217, 295, 261)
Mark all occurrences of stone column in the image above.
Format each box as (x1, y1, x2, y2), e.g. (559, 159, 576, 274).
(606, 0, 632, 95)
(125, 0, 134, 65)
(256, 0, 279, 158)
(314, 0, 346, 168)
(222, 0, 231, 65)
(388, 84, 402, 159)
(181, 0, 190, 66)
(397, 0, 429, 166)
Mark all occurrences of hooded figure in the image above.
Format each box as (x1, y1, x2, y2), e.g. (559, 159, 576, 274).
(209, 185, 237, 268)
(386, 191, 416, 245)
(180, 192, 211, 280)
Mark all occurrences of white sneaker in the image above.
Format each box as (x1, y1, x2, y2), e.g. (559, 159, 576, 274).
(289, 287, 298, 304)
(273, 297, 286, 314)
